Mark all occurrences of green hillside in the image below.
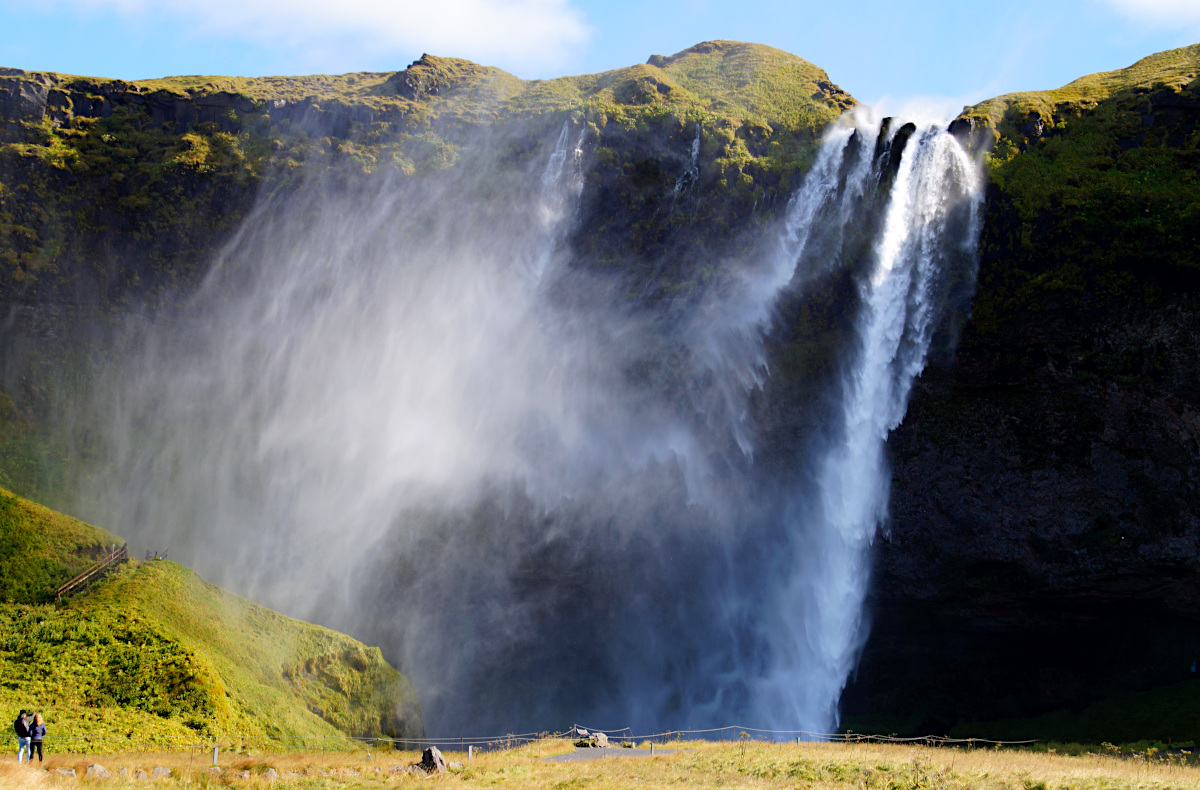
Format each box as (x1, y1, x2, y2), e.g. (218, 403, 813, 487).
(962, 43, 1200, 139)
(0, 489, 422, 748)
(958, 43, 1200, 340)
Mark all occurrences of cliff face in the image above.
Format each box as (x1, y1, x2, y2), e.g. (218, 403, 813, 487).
(0, 41, 851, 499)
(3, 40, 1200, 738)
(845, 46, 1200, 739)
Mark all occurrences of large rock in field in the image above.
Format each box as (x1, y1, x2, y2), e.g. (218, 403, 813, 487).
(417, 745, 447, 774)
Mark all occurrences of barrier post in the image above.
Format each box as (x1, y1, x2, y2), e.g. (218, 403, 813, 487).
(212, 745, 219, 765)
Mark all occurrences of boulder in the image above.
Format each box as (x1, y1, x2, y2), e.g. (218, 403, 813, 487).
(151, 766, 171, 778)
(55, 768, 77, 778)
(448, 760, 465, 770)
(133, 768, 149, 780)
(593, 732, 609, 747)
(417, 745, 447, 774)
(263, 767, 279, 781)
(85, 764, 111, 779)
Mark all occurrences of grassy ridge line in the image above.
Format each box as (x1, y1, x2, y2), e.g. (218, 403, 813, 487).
(60, 41, 852, 127)
(960, 42, 1200, 140)
(3, 41, 851, 130)
(0, 488, 422, 746)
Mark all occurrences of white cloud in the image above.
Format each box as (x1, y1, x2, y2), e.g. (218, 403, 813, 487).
(1095, 0, 1200, 29)
(45, 0, 590, 75)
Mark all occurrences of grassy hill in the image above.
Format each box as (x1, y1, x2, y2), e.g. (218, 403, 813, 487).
(956, 42, 1200, 340)
(961, 43, 1200, 140)
(0, 488, 422, 748)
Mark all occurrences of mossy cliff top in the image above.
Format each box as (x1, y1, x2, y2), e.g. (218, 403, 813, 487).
(0, 41, 852, 309)
(956, 42, 1200, 148)
(0, 489, 422, 745)
(1, 40, 852, 133)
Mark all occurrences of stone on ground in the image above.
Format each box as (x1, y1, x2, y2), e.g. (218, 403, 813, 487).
(418, 745, 448, 774)
(85, 764, 111, 779)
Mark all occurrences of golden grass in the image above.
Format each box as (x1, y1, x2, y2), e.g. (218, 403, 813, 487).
(3, 739, 1200, 789)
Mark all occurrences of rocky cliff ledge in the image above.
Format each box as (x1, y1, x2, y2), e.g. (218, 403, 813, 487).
(846, 44, 1200, 740)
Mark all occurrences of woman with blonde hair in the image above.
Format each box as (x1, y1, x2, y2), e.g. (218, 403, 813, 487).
(28, 712, 45, 762)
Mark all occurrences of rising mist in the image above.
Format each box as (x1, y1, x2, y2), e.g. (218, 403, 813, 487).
(69, 111, 982, 736)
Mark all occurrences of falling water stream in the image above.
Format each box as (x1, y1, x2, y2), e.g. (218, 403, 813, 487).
(73, 113, 982, 735)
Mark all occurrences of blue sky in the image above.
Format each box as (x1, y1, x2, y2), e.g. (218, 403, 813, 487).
(1, 0, 1198, 114)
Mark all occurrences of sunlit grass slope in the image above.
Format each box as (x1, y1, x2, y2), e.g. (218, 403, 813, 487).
(0, 488, 422, 748)
(125, 41, 851, 129)
(0, 487, 121, 603)
(963, 43, 1200, 134)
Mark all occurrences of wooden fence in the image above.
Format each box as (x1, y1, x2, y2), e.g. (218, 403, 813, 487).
(55, 543, 129, 600)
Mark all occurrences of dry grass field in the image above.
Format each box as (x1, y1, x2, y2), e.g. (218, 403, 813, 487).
(2, 739, 1200, 789)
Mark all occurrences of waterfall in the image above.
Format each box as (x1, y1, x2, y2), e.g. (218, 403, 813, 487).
(674, 123, 701, 193)
(70, 112, 982, 735)
(755, 115, 983, 730)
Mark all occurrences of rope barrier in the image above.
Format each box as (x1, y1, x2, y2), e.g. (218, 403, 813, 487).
(0, 725, 1039, 749)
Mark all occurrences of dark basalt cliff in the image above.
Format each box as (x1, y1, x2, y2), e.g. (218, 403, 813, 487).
(846, 46, 1200, 740)
(2, 40, 1199, 740)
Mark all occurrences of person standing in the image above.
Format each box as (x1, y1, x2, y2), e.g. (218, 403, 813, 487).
(13, 710, 30, 763)
(27, 713, 45, 763)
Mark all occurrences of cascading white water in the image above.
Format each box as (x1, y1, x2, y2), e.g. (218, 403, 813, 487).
(70, 113, 982, 735)
(755, 115, 983, 731)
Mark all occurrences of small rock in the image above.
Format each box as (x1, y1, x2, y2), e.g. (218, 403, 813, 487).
(389, 764, 406, 773)
(263, 767, 279, 781)
(55, 768, 77, 778)
(118, 767, 129, 777)
(151, 766, 171, 778)
(448, 760, 464, 770)
(282, 770, 301, 777)
(373, 766, 382, 773)
(341, 768, 360, 776)
(238, 769, 251, 779)
(85, 764, 111, 779)
(204, 766, 222, 774)
(417, 745, 448, 774)
(133, 768, 149, 780)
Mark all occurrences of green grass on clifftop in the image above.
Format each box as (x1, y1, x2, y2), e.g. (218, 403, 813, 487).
(958, 43, 1200, 345)
(0, 489, 422, 749)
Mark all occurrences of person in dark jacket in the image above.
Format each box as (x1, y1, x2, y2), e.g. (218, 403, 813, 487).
(27, 712, 45, 762)
(13, 710, 30, 763)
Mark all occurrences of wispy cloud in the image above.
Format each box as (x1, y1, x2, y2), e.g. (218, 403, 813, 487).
(1094, 0, 1200, 31)
(39, 0, 590, 75)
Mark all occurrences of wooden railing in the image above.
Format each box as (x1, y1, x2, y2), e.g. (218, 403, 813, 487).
(54, 543, 129, 600)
